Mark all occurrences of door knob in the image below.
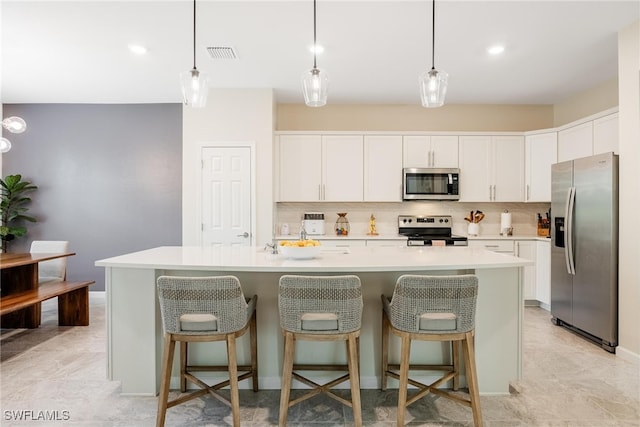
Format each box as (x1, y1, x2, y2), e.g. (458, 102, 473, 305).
(237, 232, 249, 238)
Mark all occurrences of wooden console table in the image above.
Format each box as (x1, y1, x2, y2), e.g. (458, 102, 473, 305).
(0, 252, 93, 328)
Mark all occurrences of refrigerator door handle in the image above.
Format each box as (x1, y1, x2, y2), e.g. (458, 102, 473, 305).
(564, 186, 576, 275)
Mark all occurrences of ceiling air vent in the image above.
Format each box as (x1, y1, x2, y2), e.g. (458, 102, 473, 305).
(207, 46, 238, 60)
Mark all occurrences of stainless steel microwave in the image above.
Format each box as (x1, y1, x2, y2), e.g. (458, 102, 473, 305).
(403, 168, 460, 200)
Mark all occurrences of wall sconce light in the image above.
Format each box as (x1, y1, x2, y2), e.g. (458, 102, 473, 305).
(1, 116, 28, 153)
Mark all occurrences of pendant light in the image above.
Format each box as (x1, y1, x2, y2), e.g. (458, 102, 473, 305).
(419, 0, 448, 108)
(1, 116, 27, 153)
(301, 0, 328, 107)
(179, 0, 210, 108)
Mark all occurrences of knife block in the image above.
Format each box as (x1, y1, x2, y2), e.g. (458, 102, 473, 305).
(537, 219, 550, 237)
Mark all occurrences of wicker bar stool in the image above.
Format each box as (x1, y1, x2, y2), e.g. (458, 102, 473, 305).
(156, 276, 258, 427)
(278, 275, 363, 427)
(381, 274, 482, 426)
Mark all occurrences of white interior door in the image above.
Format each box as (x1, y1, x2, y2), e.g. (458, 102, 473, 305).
(201, 146, 252, 247)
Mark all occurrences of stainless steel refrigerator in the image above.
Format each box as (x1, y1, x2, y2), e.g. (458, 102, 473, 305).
(550, 152, 618, 352)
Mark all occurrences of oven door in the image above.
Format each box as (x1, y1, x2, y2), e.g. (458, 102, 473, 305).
(403, 168, 460, 200)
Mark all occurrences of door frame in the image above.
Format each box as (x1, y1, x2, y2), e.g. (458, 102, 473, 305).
(196, 141, 257, 247)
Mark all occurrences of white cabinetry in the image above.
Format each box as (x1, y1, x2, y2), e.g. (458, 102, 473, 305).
(277, 135, 364, 202)
(515, 240, 537, 301)
(322, 135, 363, 201)
(278, 135, 322, 201)
(558, 121, 593, 162)
(321, 239, 366, 248)
(459, 136, 524, 202)
(468, 239, 514, 254)
(525, 132, 557, 202)
(535, 240, 551, 309)
(364, 135, 402, 201)
(403, 135, 458, 168)
(593, 113, 619, 155)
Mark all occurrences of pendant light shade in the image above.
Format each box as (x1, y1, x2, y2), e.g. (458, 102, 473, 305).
(301, 0, 328, 107)
(419, 68, 448, 108)
(419, 0, 448, 108)
(180, 0, 209, 108)
(302, 67, 328, 107)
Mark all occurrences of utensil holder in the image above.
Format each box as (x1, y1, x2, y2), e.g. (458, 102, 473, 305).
(468, 222, 479, 236)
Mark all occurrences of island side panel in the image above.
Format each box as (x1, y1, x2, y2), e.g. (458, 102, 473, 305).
(108, 267, 160, 395)
(474, 267, 523, 394)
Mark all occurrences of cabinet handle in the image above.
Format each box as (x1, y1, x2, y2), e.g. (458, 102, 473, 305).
(526, 184, 530, 201)
(322, 184, 326, 200)
(318, 184, 322, 200)
(431, 151, 435, 167)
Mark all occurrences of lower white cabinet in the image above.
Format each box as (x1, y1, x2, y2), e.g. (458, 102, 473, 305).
(321, 239, 366, 248)
(535, 240, 551, 309)
(515, 240, 537, 302)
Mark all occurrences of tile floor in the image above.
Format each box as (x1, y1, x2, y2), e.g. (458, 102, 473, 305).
(1, 293, 638, 426)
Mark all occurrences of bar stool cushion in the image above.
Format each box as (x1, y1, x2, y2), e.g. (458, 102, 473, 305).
(179, 313, 218, 331)
(300, 312, 339, 331)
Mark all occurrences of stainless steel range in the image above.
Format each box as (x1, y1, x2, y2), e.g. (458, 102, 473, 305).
(398, 215, 468, 246)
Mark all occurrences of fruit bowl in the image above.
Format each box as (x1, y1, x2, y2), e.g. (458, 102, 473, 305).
(279, 240, 321, 259)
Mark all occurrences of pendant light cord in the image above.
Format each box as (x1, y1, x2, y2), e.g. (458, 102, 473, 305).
(313, 0, 318, 69)
(192, 0, 197, 70)
(431, 0, 436, 71)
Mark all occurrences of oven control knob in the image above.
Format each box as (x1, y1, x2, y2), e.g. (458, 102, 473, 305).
(444, 218, 449, 223)
(439, 218, 444, 223)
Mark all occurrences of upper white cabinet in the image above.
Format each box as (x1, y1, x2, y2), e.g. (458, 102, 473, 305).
(278, 135, 322, 201)
(558, 121, 593, 162)
(525, 132, 557, 202)
(459, 136, 524, 202)
(403, 135, 459, 168)
(593, 113, 619, 155)
(277, 135, 363, 202)
(322, 135, 364, 201)
(364, 135, 403, 201)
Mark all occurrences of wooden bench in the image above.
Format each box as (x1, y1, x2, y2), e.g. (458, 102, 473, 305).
(0, 280, 95, 327)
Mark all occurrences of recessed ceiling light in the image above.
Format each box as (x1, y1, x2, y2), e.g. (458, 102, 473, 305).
(128, 44, 148, 55)
(487, 45, 505, 55)
(309, 45, 324, 54)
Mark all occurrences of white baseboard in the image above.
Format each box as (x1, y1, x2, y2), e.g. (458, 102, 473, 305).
(616, 346, 640, 364)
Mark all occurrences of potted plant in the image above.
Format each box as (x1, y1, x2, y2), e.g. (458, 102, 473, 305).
(0, 174, 37, 253)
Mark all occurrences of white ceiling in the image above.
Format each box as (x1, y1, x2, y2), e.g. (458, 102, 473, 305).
(2, 0, 639, 106)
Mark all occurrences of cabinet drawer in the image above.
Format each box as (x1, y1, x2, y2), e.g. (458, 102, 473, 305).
(321, 239, 367, 248)
(468, 240, 514, 253)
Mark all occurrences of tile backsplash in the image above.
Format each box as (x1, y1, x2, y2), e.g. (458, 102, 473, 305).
(275, 202, 551, 237)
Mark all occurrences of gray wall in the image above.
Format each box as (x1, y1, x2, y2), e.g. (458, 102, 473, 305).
(3, 104, 182, 291)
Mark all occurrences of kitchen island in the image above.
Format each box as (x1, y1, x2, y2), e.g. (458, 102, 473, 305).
(95, 245, 532, 396)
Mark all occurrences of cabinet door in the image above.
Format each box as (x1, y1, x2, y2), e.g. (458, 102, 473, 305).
(516, 240, 537, 300)
(558, 121, 593, 162)
(322, 135, 363, 201)
(525, 132, 557, 202)
(364, 135, 402, 201)
(536, 240, 551, 308)
(403, 136, 430, 168)
(493, 136, 525, 202)
(430, 135, 459, 168)
(593, 113, 619, 155)
(458, 136, 492, 202)
(279, 135, 322, 201)
(403, 135, 458, 168)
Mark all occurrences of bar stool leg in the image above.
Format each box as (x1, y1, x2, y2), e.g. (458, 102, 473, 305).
(180, 342, 187, 392)
(463, 332, 483, 427)
(452, 340, 460, 391)
(279, 331, 295, 427)
(156, 334, 175, 427)
(226, 334, 240, 427)
(381, 309, 390, 391)
(346, 334, 362, 426)
(397, 333, 411, 427)
(250, 309, 259, 391)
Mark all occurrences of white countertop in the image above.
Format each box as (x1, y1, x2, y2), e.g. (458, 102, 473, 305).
(277, 234, 551, 242)
(95, 245, 533, 273)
